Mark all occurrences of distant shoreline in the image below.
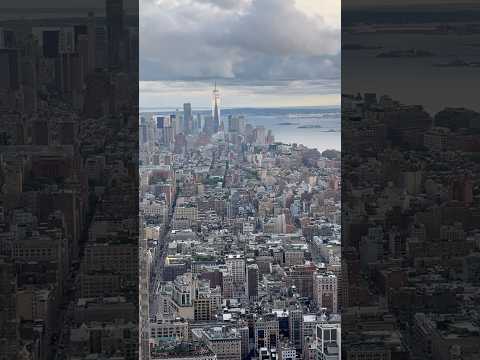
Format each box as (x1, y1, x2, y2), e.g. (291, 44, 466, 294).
(140, 105, 341, 113)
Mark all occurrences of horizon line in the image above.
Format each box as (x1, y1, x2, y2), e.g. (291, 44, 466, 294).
(139, 104, 340, 111)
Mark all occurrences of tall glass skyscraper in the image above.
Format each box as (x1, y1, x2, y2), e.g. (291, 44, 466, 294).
(212, 82, 220, 133)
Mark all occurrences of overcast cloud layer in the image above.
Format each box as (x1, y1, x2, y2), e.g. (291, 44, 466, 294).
(140, 0, 340, 108)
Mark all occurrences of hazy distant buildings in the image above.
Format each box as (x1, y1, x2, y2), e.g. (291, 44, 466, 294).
(228, 115, 246, 133)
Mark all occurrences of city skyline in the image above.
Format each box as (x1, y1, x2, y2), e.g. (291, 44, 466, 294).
(139, 0, 340, 108)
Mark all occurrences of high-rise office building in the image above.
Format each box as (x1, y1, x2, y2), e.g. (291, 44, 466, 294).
(155, 115, 165, 129)
(289, 308, 303, 351)
(106, 0, 124, 69)
(226, 254, 246, 298)
(173, 110, 183, 135)
(204, 115, 214, 136)
(0, 48, 19, 102)
(247, 263, 259, 302)
(226, 254, 245, 284)
(87, 11, 96, 72)
(139, 117, 148, 144)
(195, 113, 202, 133)
(42, 30, 60, 58)
(183, 103, 192, 134)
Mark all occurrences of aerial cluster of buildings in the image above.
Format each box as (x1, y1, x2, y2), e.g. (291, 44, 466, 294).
(342, 93, 480, 360)
(0, 1, 139, 359)
(140, 88, 342, 359)
(140, 108, 275, 167)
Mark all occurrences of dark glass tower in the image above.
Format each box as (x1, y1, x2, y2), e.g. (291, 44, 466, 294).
(106, 0, 124, 69)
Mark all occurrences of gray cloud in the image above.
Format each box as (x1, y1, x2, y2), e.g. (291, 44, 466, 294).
(219, 0, 338, 57)
(140, 0, 340, 82)
(140, 79, 339, 96)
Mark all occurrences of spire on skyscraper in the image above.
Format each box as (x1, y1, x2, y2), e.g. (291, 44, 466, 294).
(212, 81, 220, 133)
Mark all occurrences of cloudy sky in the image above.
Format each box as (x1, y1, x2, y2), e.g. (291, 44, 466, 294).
(139, 0, 340, 109)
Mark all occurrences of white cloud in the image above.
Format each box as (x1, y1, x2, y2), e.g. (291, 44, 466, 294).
(295, 0, 340, 28)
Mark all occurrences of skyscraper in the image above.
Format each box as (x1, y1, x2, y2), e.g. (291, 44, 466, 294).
(106, 0, 124, 69)
(247, 263, 259, 302)
(212, 82, 220, 133)
(87, 11, 96, 72)
(183, 102, 192, 134)
(226, 254, 246, 299)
